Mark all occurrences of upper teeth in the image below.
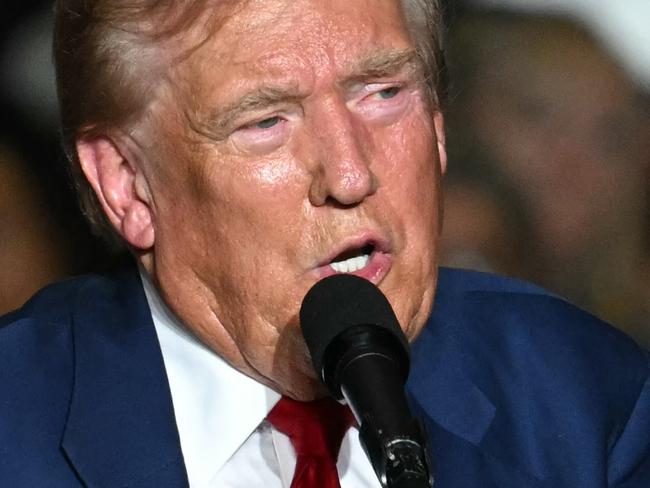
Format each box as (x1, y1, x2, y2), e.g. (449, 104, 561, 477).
(330, 254, 370, 273)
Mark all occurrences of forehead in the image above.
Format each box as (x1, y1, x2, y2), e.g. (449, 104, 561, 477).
(169, 0, 412, 101)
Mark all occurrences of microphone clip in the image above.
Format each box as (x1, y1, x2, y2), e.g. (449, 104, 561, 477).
(359, 416, 435, 488)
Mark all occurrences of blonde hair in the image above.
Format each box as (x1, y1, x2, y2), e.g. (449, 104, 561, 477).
(53, 0, 446, 248)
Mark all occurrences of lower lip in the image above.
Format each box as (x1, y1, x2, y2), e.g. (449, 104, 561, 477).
(313, 251, 392, 285)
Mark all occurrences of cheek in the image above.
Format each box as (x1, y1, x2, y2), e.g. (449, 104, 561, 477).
(253, 159, 300, 186)
(379, 115, 440, 221)
(374, 118, 440, 333)
(379, 105, 437, 172)
(174, 144, 305, 229)
(186, 155, 309, 293)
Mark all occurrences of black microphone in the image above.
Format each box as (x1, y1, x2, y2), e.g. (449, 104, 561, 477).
(300, 274, 434, 488)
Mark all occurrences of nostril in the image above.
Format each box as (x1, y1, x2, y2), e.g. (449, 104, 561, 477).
(323, 196, 362, 209)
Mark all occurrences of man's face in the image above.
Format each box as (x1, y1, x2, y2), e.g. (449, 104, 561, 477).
(139, 0, 445, 399)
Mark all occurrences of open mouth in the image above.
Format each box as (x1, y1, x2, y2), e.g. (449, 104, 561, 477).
(313, 233, 392, 284)
(329, 244, 375, 273)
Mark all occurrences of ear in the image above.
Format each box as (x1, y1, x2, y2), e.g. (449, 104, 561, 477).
(76, 136, 155, 250)
(433, 111, 447, 175)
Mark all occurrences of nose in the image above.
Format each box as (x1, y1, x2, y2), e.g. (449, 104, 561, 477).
(307, 99, 378, 207)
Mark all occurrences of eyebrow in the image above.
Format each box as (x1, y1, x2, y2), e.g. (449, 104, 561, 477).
(199, 86, 303, 138)
(341, 48, 420, 86)
(194, 49, 420, 138)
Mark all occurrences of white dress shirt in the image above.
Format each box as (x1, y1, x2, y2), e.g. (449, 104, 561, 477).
(141, 271, 381, 488)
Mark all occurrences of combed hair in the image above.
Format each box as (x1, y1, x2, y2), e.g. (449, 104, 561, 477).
(53, 0, 446, 249)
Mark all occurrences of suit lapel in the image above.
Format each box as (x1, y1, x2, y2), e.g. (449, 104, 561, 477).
(407, 313, 496, 446)
(61, 267, 189, 487)
(407, 293, 547, 487)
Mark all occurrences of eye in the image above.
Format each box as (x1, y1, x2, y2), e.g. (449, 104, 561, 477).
(376, 86, 401, 100)
(253, 116, 281, 130)
(352, 82, 410, 122)
(231, 113, 291, 154)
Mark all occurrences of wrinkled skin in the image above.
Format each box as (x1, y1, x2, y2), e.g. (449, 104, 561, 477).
(81, 0, 446, 400)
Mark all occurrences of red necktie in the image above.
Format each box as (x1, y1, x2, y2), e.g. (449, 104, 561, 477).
(267, 396, 356, 488)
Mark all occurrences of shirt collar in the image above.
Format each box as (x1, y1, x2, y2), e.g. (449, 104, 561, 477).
(140, 269, 281, 486)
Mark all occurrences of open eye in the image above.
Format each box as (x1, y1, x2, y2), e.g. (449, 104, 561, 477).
(236, 114, 287, 134)
(253, 116, 282, 130)
(376, 86, 401, 100)
(352, 82, 410, 124)
(231, 114, 291, 154)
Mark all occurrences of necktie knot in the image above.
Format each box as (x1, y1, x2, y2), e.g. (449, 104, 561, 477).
(267, 396, 356, 487)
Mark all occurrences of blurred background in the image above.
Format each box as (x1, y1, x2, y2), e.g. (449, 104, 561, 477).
(0, 1, 115, 315)
(439, 0, 650, 346)
(1, 1, 648, 346)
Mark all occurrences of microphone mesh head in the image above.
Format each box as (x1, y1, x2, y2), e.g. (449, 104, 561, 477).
(299, 274, 409, 380)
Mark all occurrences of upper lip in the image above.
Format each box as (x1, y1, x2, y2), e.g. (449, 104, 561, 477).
(317, 231, 391, 268)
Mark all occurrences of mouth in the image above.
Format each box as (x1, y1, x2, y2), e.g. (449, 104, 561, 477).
(314, 234, 393, 284)
(328, 244, 374, 273)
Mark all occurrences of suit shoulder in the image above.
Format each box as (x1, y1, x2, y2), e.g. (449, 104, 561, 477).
(0, 274, 114, 374)
(0, 280, 86, 457)
(432, 268, 648, 428)
(1, 272, 122, 330)
(436, 267, 646, 367)
(0, 272, 124, 379)
(437, 266, 555, 298)
(0, 272, 130, 471)
(417, 269, 650, 484)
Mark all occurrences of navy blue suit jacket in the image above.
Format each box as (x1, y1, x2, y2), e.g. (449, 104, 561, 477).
(1, 266, 649, 487)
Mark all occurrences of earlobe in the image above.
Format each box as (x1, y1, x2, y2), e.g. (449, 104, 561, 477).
(433, 111, 447, 175)
(122, 200, 155, 249)
(76, 136, 155, 250)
